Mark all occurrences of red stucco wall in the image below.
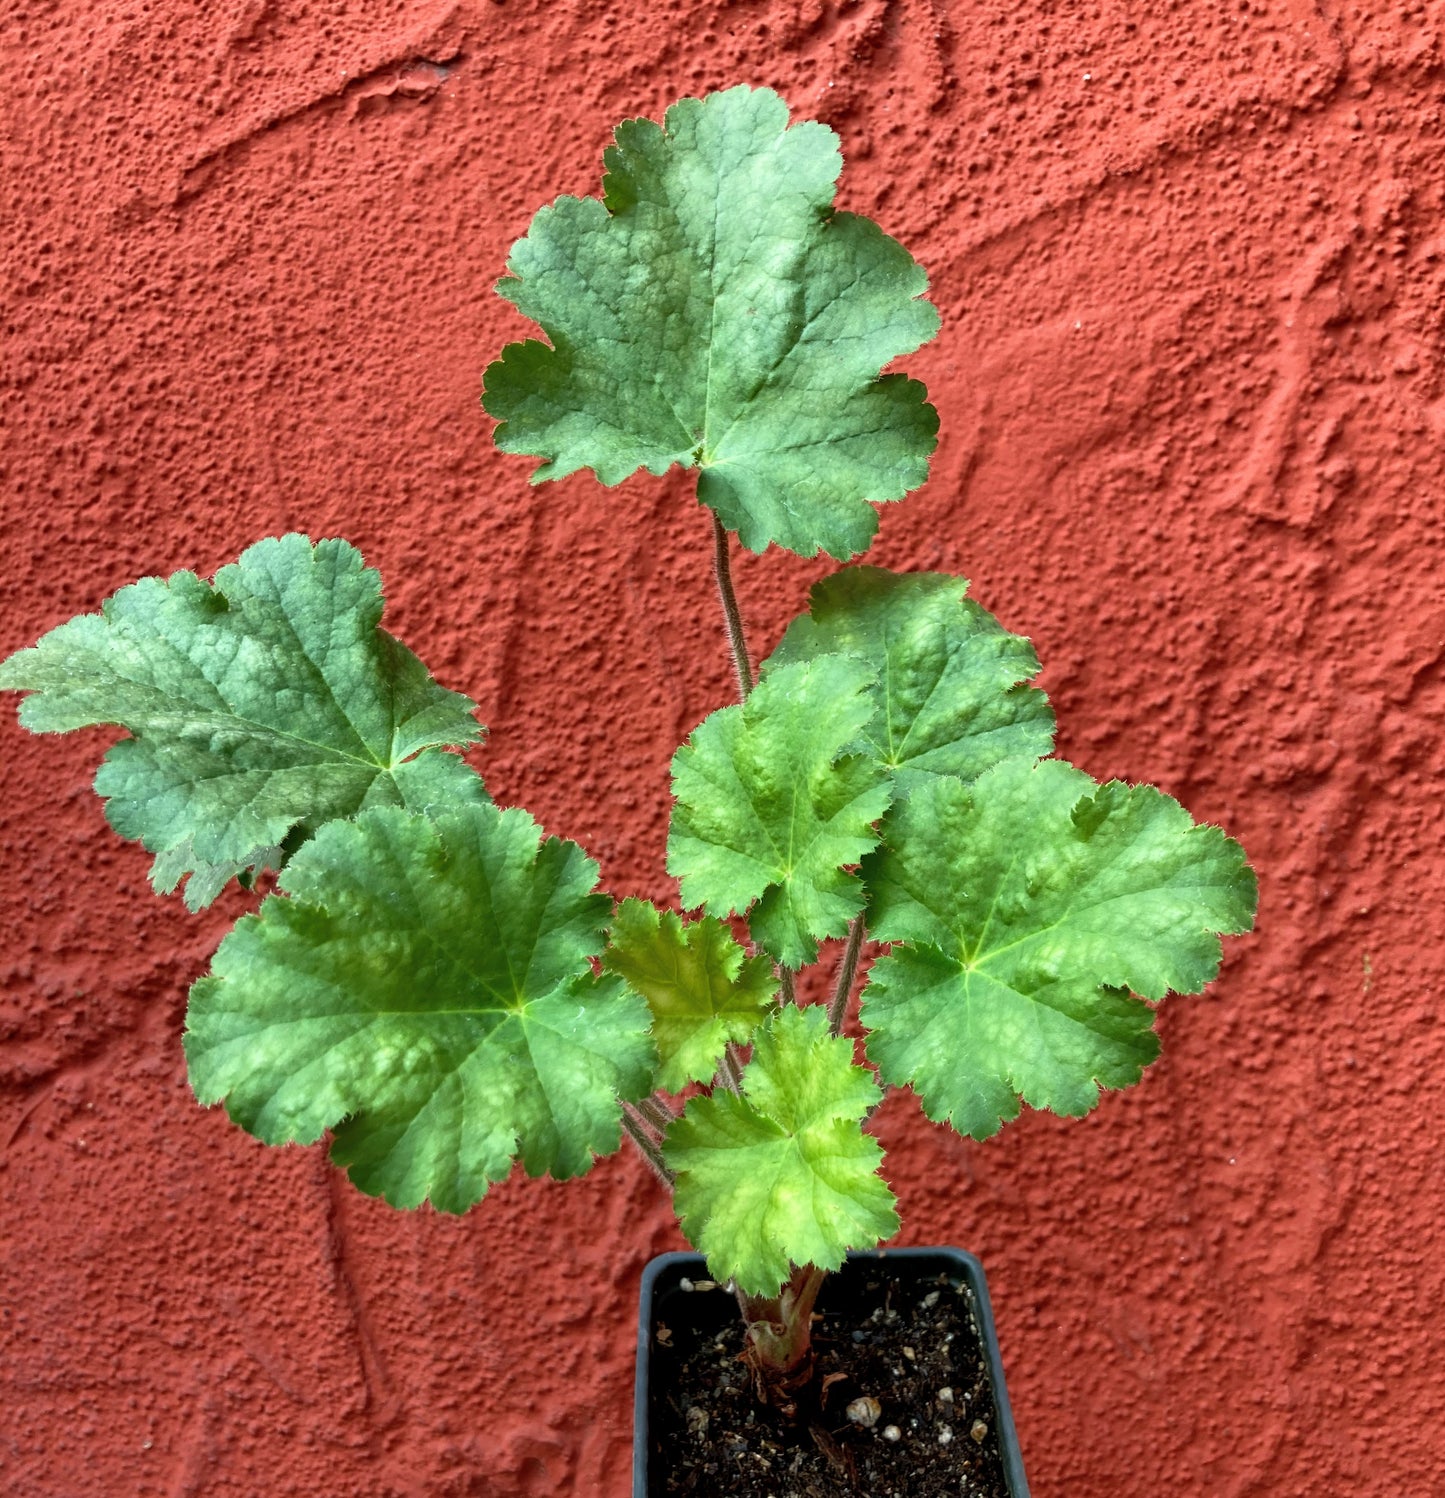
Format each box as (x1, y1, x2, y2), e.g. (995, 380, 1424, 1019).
(3, 2, 1443, 1494)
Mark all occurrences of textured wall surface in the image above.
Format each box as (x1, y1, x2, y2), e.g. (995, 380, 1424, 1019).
(2, 2, 1443, 1494)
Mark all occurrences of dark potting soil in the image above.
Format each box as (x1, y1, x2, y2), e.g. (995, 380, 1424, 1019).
(646, 1258, 1011, 1498)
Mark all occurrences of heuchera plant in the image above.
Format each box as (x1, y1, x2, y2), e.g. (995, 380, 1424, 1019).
(0, 87, 1255, 1412)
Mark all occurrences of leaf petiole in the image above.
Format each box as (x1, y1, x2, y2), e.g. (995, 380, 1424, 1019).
(827, 914, 868, 1036)
(621, 1106, 676, 1187)
(711, 511, 753, 701)
(718, 1042, 745, 1094)
(634, 1095, 678, 1131)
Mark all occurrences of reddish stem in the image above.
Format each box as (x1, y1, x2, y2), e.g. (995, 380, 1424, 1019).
(712, 512, 753, 701)
(734, 1261, 829, 1414)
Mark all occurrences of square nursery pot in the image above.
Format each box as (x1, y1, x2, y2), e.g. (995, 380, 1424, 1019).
(634, 1247, 1029, 1498)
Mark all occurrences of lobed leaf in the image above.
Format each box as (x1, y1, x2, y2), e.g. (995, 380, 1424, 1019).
(185, 803, 655, 1211)
(768, 567, 1055, 794)
(667, 655, 893, 969)
(602, 899, 776, 1090)
(483, 85, 940, 559)
(665, 1005, 898, 1296)
(0, 535, 486, 908)
(861, 759, 1258, 1138)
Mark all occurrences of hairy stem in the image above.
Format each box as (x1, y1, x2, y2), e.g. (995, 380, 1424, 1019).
(777, 966, 797, 1006)
(712, 512, 754, 700)
(711, 508, 769, 1056)
(719, 1043, 745, 1094)
(635, 1094, 676, 1132)
(827, 915, 867, 1035)
(621, 1106, 674, 1186)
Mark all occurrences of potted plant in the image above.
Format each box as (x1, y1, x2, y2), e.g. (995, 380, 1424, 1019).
(0, 86, 1255, 1497)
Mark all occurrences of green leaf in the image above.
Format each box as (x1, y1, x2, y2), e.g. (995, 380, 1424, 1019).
(0, 535, 486, 908)
(768, 567, 1055, 794)
(668, 655, 893, 969)
(151, 839, 287, 912)
(482, 85, 940, 560)
(665, 1005, 898, 1296)
(602, 899, 777, 1090)
(861, 759, 1258, 1138)
(185, 803, 655, 1212)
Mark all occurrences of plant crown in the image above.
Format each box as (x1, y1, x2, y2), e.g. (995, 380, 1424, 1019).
(0, 86, 1255, 1300)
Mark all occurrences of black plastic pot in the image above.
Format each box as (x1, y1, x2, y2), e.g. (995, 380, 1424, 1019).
(634, 1246, 1029, 1497)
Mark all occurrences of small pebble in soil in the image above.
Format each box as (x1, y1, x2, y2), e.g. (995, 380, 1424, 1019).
(938, 1426, 953, 1446)
(881, 1425, 902, 1442)
(938, 1386, 955, 1405)
(846, 1396, 882, 1428)
(971, 1419, 989, 1444)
